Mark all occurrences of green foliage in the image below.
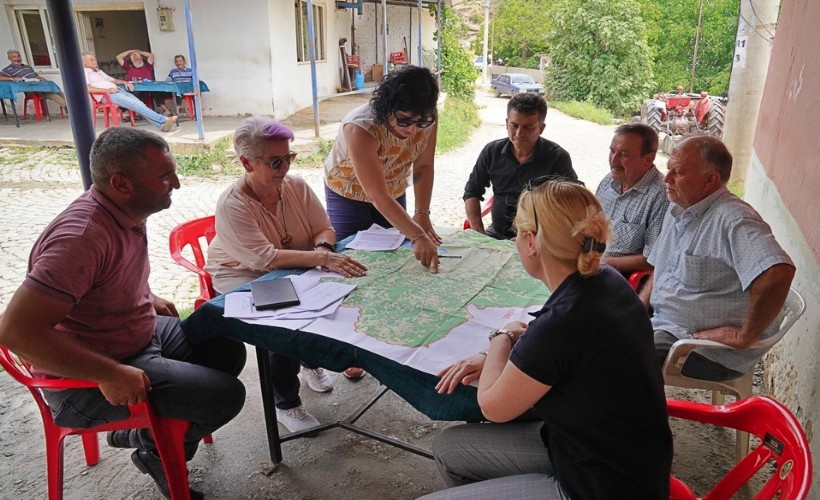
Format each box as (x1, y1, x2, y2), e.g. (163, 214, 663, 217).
(550, 101, 614, 125)
(545, 0, 655, 117)
(638, 0, 738, 95)
(293, 138, 333, 169)
(436, 97, 480, 154)
(175, 137, 241, 177)
(491, 0, 554, 69)
(434, 5, 476, 101)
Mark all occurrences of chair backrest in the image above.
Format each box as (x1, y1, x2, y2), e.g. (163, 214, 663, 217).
(168, 215, 217, 309)
(753, 287, 806, 349)
(667, 396, 813, 500)
(463, 195, 494, 230)
(390, 51, 407, 64)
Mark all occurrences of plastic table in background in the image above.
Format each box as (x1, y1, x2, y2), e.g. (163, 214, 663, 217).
(0, 80, 62, 127)
(118, 80, 209, 120)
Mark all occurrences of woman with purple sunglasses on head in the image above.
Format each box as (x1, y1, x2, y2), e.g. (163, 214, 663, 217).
(206, 116, 367, 432)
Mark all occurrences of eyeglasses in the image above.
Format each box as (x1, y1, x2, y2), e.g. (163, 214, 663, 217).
(393, 114, 436, 129)
(256, 152, 297, 170)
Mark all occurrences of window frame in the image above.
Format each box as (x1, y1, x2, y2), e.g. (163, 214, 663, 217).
(14, 7, 59, 71)
(294, 0, 326, 63)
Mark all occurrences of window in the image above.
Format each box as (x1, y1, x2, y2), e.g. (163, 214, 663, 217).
(15, 8, 58, 70)
(294, 1, 326, 62)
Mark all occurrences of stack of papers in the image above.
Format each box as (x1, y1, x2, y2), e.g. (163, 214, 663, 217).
(224, 274, 357, 328)
(346, 224, 406, 251)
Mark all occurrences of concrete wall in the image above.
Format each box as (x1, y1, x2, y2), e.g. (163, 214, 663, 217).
(748, 0, 819, 493)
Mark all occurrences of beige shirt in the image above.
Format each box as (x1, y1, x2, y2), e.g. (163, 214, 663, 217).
(206, 175, 333, 293)
(324, 103, 433, 202)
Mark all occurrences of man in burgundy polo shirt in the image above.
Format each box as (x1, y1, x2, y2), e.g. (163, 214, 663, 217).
(0, 127, 246, 499)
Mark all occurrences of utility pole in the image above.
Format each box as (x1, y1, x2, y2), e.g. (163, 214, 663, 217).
(689, 0, 705, 92)
(482, 0, 490, 83)
(723, 0, 779, 186)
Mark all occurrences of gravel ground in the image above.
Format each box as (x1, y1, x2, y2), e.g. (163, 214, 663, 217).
(0, 91, 748, 499)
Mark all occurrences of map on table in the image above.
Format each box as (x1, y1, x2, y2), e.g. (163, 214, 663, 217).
(303, 230, 549, 375)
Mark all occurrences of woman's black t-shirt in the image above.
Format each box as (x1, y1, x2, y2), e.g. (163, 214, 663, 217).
(510, 266, 672, 499)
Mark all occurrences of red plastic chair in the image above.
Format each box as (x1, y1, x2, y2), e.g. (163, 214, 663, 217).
(0, 343, 194, 500)
(181, 93, 197, 121)
(667, 396, 813, 500)
(169, 215, 217, 310)
(23, 93, 64, 121)
(463, 195, 494, 230)
(89, 92, 136, 129)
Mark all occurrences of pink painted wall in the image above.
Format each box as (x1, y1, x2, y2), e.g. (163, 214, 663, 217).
(754, 0, 820, 261)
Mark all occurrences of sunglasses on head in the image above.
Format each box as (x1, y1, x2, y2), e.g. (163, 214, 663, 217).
(394, 114, 436, 129)
(256, 152, 297, 170)
(523, 176, 585, 232)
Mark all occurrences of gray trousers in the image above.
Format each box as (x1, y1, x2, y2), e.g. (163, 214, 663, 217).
(418, 422, 569, 500)
(43, 316, 247, 460)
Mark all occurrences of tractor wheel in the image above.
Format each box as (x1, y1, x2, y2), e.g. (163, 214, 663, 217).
(706, 101, 726, 137)
(494, 87, 501, 98)
(640, 100, 662, 134)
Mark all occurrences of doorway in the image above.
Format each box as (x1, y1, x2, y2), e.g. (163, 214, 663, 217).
(77, 9, 151, 80)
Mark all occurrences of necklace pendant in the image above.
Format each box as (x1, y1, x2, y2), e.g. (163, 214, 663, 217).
(281, 235, 293, 249)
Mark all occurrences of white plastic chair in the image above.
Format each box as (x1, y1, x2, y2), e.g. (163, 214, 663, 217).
(661, 287, 806, 461)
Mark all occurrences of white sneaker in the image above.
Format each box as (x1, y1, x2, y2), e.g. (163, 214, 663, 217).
(276, 405, 320, 433)
(302, 367, 333, 393)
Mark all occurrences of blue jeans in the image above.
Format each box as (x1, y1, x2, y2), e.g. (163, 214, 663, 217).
(325, 184, 406, 239)
(108, 90, 168, 130)
(43, 316, 247, 460)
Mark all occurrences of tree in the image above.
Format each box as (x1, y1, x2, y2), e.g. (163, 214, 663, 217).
(435, 5, 476, 101)
(546, 0, 655, 116)
(638, 0, 739, 95)
(490, 0, 555, 68)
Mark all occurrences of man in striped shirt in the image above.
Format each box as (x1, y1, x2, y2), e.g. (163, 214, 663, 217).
(0, 49, 67, 111)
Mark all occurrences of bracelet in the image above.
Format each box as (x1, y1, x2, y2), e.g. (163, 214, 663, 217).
(314, 241, 334, 252)
(478, 351, 487, 356)
(414, 208, 431, 215)
(409, 232, 427, 243)
(488, 328, 517, 346)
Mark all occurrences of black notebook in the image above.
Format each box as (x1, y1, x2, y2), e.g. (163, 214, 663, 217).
(250, 278, 301, 310)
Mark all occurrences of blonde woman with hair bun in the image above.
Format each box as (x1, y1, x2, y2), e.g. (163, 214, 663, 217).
(427, 180, 672, 500)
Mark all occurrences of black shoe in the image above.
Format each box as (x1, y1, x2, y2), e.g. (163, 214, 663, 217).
(131, 450, 204, 500)
(106, 429, 138, 449)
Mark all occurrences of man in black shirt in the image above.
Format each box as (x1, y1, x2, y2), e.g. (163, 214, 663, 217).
(463, 93, 577, 239)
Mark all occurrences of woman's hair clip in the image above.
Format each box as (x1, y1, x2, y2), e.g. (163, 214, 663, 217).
(582, 236, 606, 254)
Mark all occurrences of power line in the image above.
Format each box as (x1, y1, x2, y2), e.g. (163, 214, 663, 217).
(738, 11, 774, 45)
(748, 0, 776, 38)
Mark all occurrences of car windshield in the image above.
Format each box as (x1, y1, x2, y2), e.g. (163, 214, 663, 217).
(511, 75, 535, 84)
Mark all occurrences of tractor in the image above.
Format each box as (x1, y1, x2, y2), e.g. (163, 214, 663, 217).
(639, 91, 727, 154)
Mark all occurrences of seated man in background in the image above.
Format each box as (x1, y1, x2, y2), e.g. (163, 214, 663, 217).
(115, 48, 160, 113)
(164, 54, 193, 116)
(0, 49, 67, 112)
(596, 124, 668, 276)
(0, 127, 247, 499)
(83, 51, 177, 132)
(463, 93, 576, 239)
(642, 136, 795, 380)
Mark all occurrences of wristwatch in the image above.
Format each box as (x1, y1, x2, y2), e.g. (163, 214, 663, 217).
(488, 328, 516, 345)
(314, 241, 334, 252)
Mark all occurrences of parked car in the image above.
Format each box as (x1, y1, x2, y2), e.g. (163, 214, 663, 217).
(474, 55, 485, 70)
(491, 73, 544, 98)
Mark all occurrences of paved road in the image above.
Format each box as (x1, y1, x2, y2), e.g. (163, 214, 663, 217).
(0, 92, 616, 311)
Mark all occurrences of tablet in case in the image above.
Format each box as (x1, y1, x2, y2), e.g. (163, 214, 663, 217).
(250, 278, 301, 310)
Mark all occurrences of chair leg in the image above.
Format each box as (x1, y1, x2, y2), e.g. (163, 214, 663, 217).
(81, 433, 100, 466)
(736, 429, 750, 462)
(148, 410, 192, 500)
(203, 434, 213, 444)
(711, 390, 726, 406)
(45, 432, 68, 500)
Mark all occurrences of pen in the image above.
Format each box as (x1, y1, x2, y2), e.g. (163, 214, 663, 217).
(438, 255, 462, 258)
